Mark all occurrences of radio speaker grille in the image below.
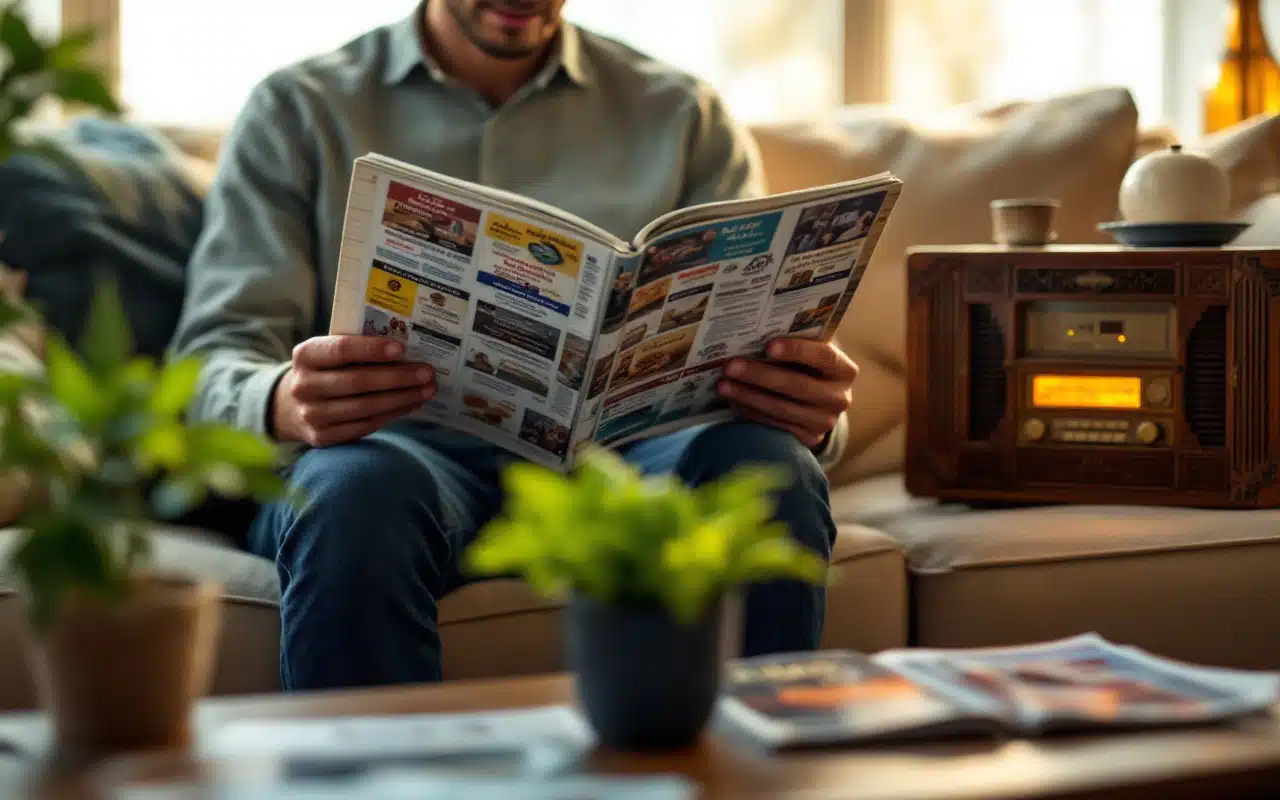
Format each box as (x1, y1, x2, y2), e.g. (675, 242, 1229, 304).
(1232, 277, 1271, 485)
(968, 303, 1006, 441)
(1185, 306, 1227, 448)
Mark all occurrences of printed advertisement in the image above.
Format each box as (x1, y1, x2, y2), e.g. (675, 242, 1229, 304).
(480, 212, 583, 318)
(590, 190, 890, 449)
(334, 160, 898, 469)
(383, 182, 481, 258)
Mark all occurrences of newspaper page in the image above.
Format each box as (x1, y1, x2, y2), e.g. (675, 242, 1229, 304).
(330, 160, 621, 470)
(877, 634, 1279, 733)
(581, 184, 899, 454)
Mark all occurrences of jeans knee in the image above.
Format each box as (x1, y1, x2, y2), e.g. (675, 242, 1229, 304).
(273, 441, 442, 583)
(680, 421, 826, 488)
(680, 421, 834, 558)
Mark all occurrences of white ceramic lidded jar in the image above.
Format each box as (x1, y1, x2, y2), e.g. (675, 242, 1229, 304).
(1118, 144, 1231, 224)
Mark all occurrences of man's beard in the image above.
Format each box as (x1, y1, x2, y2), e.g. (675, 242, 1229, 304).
(443, 0, 554, 60)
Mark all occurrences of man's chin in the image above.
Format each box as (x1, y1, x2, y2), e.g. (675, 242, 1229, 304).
(473, 39, 543, 60)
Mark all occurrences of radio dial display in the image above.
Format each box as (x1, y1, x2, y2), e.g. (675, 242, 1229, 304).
(1031, 375, 1143, 409)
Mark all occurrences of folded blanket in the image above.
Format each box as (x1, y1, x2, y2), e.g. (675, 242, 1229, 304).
(0, 116, 207, 358)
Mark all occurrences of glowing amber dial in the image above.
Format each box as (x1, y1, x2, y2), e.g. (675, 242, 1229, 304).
(1031, 375, 1143, 410)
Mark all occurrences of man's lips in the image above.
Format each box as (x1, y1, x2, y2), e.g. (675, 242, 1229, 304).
(485, 7, 539, 26)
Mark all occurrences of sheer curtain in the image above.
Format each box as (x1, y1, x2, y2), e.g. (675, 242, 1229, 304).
(889, 0, 1170, 126)
(113, 0, 844, 127)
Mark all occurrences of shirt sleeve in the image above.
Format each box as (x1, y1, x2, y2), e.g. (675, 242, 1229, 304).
(167, 75, 317, 435)
(679, 82, 767, 206)
(679, 82, 850, 471)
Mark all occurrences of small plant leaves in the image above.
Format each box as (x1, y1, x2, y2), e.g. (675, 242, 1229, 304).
(79, 277, 133, 377)
(51, 67, 122, 114)
(150, 357, 202, 417)
(45, 26, 97, 69)
(45, 335, 106, 427)
(464, 447, 826, 622)
(0, 5, 44, 73)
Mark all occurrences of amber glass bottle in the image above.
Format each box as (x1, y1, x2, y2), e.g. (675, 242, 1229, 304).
(1204, 0, 1280, 133)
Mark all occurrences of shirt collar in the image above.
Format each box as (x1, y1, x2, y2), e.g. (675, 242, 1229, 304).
(382, 3, 592, 89)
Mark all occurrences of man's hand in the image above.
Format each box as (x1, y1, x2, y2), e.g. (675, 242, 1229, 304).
(717, 338, 858, 448)
(272, 335, 435, 447)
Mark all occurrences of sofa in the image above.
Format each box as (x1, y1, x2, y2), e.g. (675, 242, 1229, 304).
(2, 87, 1279, 711)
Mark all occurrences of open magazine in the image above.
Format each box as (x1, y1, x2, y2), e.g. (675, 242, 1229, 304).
(328, 153, 902, 471)
(717, 634, 1280, 749)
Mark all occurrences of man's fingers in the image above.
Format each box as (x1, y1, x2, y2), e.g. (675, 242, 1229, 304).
(733, 406, 825, 448)
(723, 358, 845, 411)
(718, 378, 838, 441)
(766, 337, 858, 381)
(293, 363, 434, 400)
(299, 385, 433, 429)
(304, 401, 425, 448)
(294, 335, 405, 370)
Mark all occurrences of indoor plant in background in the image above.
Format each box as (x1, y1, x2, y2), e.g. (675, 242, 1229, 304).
(0, 281, 290, 752)
(0, 5, 288, 754)
(465, 448, 828, 750)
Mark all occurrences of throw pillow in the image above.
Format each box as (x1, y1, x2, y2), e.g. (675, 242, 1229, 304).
(0, 116, 208, 359)
(750, 87, 1141, 486)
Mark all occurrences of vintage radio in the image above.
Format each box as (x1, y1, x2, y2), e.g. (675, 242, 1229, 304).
(904, 246, 1280, 508)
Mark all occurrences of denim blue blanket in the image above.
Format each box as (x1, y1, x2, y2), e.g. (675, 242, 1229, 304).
(0, 117, 206, 358)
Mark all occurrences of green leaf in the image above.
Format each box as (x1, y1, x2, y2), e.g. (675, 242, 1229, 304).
(135, 419, 187, 471)
(79, 278, 134, 377)
(187, 425, 279, 469)
(150, 357, 202, 417)
(46, 26, 97, 70)
(0, 5, 45, 73)
(44, 335, 106, 427)
(51, 66, 121, 114)
(0, 295, 30, 332)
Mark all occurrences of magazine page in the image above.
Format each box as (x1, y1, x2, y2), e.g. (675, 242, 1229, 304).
(716, 651, 994, 749)
(329, 158, 624, 470)
(587, 180, 901, 451)
(877, 634, 1279, 734)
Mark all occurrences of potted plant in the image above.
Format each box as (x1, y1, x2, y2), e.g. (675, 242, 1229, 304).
(464, 448, 828, 750)
(0, 277, 290, 752)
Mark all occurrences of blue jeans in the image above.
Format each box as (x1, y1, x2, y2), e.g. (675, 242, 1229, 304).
(247, 421, 837, 691)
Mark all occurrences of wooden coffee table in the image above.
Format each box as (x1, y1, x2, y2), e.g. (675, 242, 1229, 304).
(10, 674, 1280, 799)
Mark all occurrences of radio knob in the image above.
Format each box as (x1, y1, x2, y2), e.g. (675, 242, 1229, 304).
(1023, 418, 1048, 441)
(1135, 420, 1162, 445)
(1145, 379, 1171, 407)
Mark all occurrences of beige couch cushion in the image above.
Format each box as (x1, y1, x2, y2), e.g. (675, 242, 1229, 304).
(832, 474, 1280, 670)
(0, 521, 908, 710)
(750, 88, 1141, 486)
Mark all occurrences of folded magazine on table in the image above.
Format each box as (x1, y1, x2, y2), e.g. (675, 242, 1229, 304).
(717, 634, 1280, 749)
(329, 153, 902, 471)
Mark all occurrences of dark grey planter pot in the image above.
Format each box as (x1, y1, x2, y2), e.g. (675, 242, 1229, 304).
(566, 594, 723, 751)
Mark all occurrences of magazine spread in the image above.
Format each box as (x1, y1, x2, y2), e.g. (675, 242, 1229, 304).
(717, 634, 1280, 749)
(329, 153, 902, 471)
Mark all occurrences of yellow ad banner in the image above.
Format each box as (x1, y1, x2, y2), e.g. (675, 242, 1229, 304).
(366, 266, 417, 317)
(484, 213, 583, 278)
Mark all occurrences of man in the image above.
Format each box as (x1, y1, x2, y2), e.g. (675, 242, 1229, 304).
(170, 0, 859, 691)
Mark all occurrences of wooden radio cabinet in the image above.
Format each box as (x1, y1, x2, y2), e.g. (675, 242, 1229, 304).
(905, 245, 1280, 508)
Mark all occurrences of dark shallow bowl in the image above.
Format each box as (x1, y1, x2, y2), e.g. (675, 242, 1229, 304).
(1097, 221, 1252, 248)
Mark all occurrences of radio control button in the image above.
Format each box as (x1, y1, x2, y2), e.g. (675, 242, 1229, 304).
(1145, 379, 1172, 407)
(1023, 418, 1048, 441)
(1135, 421, 1162, 445)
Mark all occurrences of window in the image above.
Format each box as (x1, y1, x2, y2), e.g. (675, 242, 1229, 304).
(115, 0, 844, 127)
(889, 0, 1169, 126)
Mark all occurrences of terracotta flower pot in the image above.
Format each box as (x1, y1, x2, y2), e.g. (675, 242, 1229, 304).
(25, 572, 222, 754)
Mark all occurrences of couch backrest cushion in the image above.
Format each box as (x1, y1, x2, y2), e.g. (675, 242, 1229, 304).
(751, 87, 1141, 485)
(0, 117, 209, 359)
